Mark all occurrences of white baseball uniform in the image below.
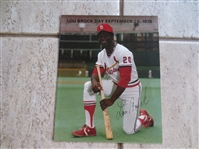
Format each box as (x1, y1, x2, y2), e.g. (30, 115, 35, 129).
(83, 43, 142, 134)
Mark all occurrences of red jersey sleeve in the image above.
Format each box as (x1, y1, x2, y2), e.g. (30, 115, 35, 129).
(117, 66, 131, 88)
(92, 67, 105, 75)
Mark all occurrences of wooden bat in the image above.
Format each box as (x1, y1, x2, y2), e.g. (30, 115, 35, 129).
(96, 65, 113, 140)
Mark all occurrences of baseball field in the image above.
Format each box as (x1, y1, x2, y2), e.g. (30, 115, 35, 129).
(54, 77, 162, 143)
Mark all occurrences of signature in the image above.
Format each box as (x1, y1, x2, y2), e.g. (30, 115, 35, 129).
(140, 86, 150, 106)
(116, 101, 127, 120)
(116, 99, 138, 120)
(115, 86, 150, 120)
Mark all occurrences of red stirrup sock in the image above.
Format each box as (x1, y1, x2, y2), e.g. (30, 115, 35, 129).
(84, 100, 96, 128)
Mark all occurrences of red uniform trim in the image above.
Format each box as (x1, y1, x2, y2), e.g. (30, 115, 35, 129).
(92, 67, 105, 75)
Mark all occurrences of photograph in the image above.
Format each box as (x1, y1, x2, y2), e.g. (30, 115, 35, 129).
(54, 15, 162, 143)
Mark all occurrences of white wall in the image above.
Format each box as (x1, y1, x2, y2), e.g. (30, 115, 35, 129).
(1, 1, 198, 149)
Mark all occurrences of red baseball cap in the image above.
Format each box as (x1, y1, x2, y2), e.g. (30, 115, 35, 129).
(96, 23, 113, 34)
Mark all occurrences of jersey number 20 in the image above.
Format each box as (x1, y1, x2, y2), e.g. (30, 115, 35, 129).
(123, 56, 131, 63)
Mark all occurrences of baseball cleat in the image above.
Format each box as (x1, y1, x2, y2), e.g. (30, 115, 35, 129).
(140, 109, 154, 128)
(138, 115, 148, 127)
(71, 124, 96, 137)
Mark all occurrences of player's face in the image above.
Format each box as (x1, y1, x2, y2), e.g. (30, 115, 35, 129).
(98, 32, 112, 48)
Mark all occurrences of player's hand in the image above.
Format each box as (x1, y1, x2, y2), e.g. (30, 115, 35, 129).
(100, 98, 115, 111)
(91, 79, 103, 93)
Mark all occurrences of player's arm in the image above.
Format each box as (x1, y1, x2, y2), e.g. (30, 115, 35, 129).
(100, 66, 131, 110)
(109, 66, 132, 101)
(91, 66, 105, 93)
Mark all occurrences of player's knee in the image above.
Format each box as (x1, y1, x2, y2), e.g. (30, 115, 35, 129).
(84, 81, 91, 89)
(83, 81, 94, 96)
(83, 81, 96, 101)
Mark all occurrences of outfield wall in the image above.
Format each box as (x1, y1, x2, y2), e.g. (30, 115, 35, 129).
(1, 1, 198, 149)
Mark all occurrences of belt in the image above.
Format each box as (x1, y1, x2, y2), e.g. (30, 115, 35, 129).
(127, 79, 140, 88)
(113, 79, 140, 88)
(128, 79, 139, 84)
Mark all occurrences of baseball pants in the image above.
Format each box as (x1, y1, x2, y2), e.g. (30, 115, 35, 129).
(83, 79, 142, 134)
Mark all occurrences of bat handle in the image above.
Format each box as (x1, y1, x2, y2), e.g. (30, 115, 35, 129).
(96, 65, 113, 140)
(96, 65, 102, 85)
(96, 65, 105, 98)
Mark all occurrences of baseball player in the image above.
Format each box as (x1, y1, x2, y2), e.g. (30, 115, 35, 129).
(76, 70, 82, 77)
(72, 23, 154, 137)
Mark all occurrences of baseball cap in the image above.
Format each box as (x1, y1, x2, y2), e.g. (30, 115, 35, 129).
(96, 23, 113, 35)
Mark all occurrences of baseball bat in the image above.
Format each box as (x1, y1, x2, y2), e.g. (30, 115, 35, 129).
(96, 65, 113, 140)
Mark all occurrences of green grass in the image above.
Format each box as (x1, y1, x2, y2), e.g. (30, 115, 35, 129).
(54, 77, 162, 143)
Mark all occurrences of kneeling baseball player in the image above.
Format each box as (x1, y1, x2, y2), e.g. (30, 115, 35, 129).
(72, 23, 154, 137)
